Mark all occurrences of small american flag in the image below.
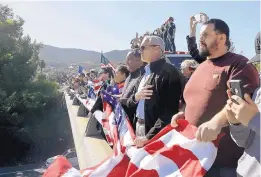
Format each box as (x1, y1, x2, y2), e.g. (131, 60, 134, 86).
(100, 54, 115, 70)
(87, 86, 96, 100)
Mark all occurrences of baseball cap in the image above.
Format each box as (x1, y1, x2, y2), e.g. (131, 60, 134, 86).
(248, 32, 260, 63)
(140, 35, 165, 52)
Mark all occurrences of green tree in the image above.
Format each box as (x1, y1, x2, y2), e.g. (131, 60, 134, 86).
(0, 5, 72, 166)
(0, 5, 41, 95)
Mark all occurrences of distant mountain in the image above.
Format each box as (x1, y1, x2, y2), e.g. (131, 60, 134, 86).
(39, 44, 130, 69)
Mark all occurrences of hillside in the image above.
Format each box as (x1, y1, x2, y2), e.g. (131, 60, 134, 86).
(39, 45, 130, 69)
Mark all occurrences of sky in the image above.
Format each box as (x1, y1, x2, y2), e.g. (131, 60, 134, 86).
(2, 0, 261, 58)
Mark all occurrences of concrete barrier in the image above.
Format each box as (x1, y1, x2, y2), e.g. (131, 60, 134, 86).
(64, 92, 112, 170)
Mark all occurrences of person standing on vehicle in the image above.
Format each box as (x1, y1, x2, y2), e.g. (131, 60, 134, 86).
(163, 21, 170, 51)
(167, 17, 176, 53)
(130, 32, 139, 49)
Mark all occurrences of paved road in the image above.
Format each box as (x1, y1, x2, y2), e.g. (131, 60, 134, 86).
(65, 93, 112, 169)
(0, 93, 112, 176)
(0, 162, 45, 177)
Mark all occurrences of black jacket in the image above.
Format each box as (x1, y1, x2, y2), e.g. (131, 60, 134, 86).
(120, 67, 145, 120)
(126, 59, 182, 140)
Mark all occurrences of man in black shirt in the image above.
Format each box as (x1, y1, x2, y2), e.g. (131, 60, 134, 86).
(120, 49, 144, 125)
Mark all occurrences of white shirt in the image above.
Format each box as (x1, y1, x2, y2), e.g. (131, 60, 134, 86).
(136, 64, 151, 120)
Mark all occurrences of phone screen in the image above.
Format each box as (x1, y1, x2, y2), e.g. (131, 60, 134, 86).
(229, 80, 245, 100)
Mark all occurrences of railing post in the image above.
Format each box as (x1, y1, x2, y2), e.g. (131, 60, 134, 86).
(84, 113, 101, 137)
(77, 104, 88, 117)
(72, 97, 80, 105)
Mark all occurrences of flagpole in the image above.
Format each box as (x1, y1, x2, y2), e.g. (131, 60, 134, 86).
(100, 51, 103, 67)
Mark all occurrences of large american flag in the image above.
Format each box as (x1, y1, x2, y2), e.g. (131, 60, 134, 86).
(43, 96, 222, 177)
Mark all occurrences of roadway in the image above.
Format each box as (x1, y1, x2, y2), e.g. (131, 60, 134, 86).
(0, 93, 112, 176)
(0, 162, 45, 177)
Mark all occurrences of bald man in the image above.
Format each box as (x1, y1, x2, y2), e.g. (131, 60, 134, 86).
(120, 49, 145, 126)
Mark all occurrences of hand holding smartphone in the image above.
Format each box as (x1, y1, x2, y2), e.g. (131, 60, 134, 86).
(229, 80, 245, 100)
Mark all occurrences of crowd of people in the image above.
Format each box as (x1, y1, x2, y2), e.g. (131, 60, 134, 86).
(68, 15, 260, 177)
(130, 17, 176, 53)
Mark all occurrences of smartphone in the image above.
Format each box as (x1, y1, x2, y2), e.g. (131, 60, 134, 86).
(194, 13, 208, 23)
(229, 80, 245, 99)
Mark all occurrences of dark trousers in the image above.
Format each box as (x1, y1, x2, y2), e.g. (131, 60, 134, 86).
(170, 38, 176, 53)
(204, 167, 237, 177)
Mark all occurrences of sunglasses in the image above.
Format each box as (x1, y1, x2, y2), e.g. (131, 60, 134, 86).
(140, 45, 158, 52)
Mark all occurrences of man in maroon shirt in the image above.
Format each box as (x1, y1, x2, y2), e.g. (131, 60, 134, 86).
(171, 19, 259, 177)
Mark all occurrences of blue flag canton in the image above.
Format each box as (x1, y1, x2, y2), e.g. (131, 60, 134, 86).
(106, 85, 120, 95)
(78, 65, 84, 73)
(101, 90, 117, 107)
(87, 86, 96, 99)
(101, 54, 110, 65)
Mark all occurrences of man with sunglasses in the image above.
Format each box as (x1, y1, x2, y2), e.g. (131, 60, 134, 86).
(127, 35, 182, 148)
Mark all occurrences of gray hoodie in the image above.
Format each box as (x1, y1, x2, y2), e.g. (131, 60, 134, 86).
(230, 87, 261, 177)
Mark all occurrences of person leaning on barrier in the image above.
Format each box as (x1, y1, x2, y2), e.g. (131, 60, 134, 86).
(90, 67, 114, 114)
(112, 64, 129, 98)
(127, 36, 182, 148)
(171, 19, 259, 177)
(225, 32, 260, 177)
(119, 49, 145, 124)
(79, 73, 86, 86)
(86, 67, 114, 140)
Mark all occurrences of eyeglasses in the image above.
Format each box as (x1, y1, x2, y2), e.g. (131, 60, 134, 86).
(140, 45, 158, 52)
